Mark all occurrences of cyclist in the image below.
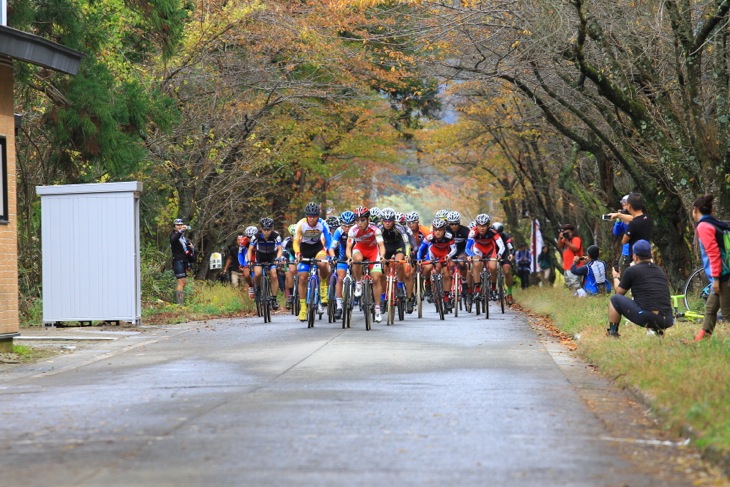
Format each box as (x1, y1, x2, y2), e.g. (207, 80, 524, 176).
(446, 211, 471, 303)
(246, 218, 284, 310)
(492, 222, 515, 305)
(417, 218, 457, 312)
(326, 215, 340, 238)
(346, 206, 387, 323)
(434, 209, 449, 222)
(328, 210, 355, 320)
(466, 214, 505, 301)
(293, 202, 333, 321)
(406, 211, 429, 247)
(379, 207, 412, 312)
(281, 224, 298, 309)
(369, 207, 382, 225)
(238, 226, 258, 299)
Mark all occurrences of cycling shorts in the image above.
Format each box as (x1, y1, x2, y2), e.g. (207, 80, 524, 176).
(353, 245, 382, 273)
(384, 244, 405, 260)
(297, 249, 328, 273)
(173, 259, 188, 279)
(254, 252, 277, 265)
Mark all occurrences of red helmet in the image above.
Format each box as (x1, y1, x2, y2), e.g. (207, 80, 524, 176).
(354, 206, 370, 219)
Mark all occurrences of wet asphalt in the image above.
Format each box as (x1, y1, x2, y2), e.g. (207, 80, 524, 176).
(0, 302, 695, 486)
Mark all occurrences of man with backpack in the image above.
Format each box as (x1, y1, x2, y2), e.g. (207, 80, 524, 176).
(692, 194, 730, 341)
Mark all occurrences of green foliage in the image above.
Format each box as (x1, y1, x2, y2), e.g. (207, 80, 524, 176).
(141, 245, 175, 304)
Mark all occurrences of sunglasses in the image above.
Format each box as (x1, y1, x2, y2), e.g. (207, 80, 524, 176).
(355, 218, 368, 222)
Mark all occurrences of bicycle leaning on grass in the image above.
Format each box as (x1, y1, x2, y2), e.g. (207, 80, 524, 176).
(671, 266, 710, 322)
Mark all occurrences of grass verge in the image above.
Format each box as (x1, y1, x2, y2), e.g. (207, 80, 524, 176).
(142, 280, 259, 324)
(517, 286, 730, 474)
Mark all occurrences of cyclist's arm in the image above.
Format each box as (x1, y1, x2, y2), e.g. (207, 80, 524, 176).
(246, 243, 255, 264)
(495, 236, 505, 258)
(238, 247, 246, 268)
(416, 241, 428, 260)
(465, 238, 475, 257)
(293, 221, 303, 254)
(447, 243, 457, 259)
(322, 223, 333, 249)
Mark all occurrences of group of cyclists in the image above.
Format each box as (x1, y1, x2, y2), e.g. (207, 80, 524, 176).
(234, 202, 518, 323)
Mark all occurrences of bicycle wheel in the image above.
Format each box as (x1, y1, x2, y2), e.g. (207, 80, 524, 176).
(328, 274, 337, 323)
(342, 276, 352, 329)
(262, 275, 271, 323)
(498, 272, 505, 314)
(307, 277, 317, 328)
(362, 279, 372, 331)
(292, 275, 300, 316)
(684, 267, 710, 315)
(397, 295, 405, 321)
(453, 274, 459, 318)
(254, 284, 263, 317)
(433, 275, 445, 320)
(387, 276, 396, 326)
(416, 270, 423, 319)
(482, 270, 490, 319)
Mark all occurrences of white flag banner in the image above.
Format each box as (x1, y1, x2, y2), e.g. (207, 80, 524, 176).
(530, 219, 544, 273)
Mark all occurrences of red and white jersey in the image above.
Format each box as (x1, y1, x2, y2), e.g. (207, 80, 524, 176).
(348, 223, 384, 248)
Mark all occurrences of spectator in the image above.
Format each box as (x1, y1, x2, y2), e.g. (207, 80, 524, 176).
(691, 195, 730, 341)
(222, 234, 245, 288)
(569, 245, 610, 296)
(537, 245, 553, 287)
(609, 193, 652, 267)
(556, 224, 584, 291)
(611, 195, 631, 274)
(515, 243, 531, 289)
(607, 240, 673, 337)
(170, 218, 195, 305)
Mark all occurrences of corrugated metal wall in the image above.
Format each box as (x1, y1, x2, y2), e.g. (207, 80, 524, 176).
(37, 182, 142, 324)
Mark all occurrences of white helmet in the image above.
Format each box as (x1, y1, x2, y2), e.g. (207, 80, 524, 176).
(475, 214, 490, 226)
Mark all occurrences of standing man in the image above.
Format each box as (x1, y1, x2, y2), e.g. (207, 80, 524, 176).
(608, 240, 673, 337)
(222, 234, 245, 288)
(609, 193, 652, 271)
(170, 218, 195, 305)
(556, 224, 584, 291)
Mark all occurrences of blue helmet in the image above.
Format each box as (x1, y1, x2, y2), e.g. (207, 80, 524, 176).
(340, 211, 356, 225)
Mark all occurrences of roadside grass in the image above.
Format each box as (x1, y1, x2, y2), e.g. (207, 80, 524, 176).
(517, 286, 730, 464)
(143, 280, 258, 324)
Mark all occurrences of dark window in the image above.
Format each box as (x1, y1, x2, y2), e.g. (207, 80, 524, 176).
(0, 137, 7, 223)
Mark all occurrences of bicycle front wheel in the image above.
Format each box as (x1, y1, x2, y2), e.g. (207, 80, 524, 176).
(362, 280, 372, 331)
(684, 267, 710, 315)
(262, 276, 271, 323)
(307, 277, 317, 328)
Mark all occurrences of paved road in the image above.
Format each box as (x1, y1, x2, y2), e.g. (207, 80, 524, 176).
(0, 302, 705, 486)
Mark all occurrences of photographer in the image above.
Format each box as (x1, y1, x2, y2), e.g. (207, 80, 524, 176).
(170, 218, 195, 305)
(569, 245, 610, 296)
(608, 193, 652, 270)
(556, 224, 584, 291)
(607, 240, 673, 337)
(609, 195, 631, 273)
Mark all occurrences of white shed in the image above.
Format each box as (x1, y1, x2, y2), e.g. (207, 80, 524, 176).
(36, 182, 143, 325)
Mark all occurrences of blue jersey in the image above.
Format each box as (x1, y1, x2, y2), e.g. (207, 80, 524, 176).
(250, 231, 282, 255)
(330, 227, 348, 260)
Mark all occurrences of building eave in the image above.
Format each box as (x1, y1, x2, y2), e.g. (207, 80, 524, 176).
(0, 25, 83, 75)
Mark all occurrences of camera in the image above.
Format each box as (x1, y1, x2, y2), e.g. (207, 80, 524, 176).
(601, 214, 612, 221)
(579, 256, 587, 261)
(561, 231, 570, 238)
